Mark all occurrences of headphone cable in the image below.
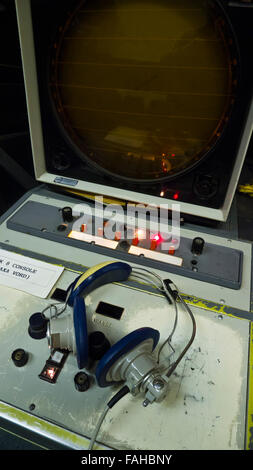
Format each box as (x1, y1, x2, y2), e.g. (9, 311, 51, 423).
(88, 385, 130, 450)
(165, 292, 197, 379)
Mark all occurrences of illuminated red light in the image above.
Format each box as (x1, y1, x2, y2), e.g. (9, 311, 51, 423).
(150, 233, 163, 250)
(132, 229, 146, 247)
(136, 229, 145, 239)
(152, 233, 163, 244)
(173, 193, 179, 200)
(47, 368, 56, 380)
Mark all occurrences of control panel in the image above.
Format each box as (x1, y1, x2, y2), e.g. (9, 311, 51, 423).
(6, 200, 243, 290)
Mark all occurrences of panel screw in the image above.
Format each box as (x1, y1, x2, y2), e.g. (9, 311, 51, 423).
(153, 378, 165, 390)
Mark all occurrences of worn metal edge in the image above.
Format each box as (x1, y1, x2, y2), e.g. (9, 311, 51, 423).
(246, 322, 253, 450)
(0, 401, 108, 450)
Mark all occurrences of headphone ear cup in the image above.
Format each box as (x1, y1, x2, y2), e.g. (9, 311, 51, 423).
(73, 296, 89, 369)
(95, 327, 160, 388)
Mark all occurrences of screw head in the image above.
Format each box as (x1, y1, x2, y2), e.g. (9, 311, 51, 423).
(153, 378, 165, 390)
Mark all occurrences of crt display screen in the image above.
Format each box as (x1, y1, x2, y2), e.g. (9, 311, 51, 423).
(50, 0, 237, 182)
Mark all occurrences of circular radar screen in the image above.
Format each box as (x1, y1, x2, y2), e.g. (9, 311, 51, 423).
(50, 0, 238, 182)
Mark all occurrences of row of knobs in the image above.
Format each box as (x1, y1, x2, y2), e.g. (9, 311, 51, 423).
(61, 207, 205, 256)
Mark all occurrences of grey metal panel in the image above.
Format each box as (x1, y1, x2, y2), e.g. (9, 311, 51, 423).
(7, 200, 243, 290)
(0, 187, 251, 310)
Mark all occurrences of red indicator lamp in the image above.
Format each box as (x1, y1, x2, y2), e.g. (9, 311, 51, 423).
(136, 229, 145, 239)
(47, 367, 56, 380)
(173, 192, 179, 200)
(42, 366, 57, 381)
(150, 233, 163, 250)
(153, 233, 163, 243)
(132, 229, 146, 246)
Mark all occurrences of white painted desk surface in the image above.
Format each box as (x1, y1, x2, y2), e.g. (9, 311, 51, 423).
(0, 266, 249, 450)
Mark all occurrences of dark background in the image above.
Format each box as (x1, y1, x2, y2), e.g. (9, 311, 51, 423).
(0, 0, 252, 238)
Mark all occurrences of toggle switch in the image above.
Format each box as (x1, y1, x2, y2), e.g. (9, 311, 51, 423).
(168, 246, 175, 255)
(150, 239, 157, 251)
(81, 223, 87, 233)
(97, 227, 103, 237)
(62, 206, 73, 222)
(115, 231, 122, 241)
(132, 237, 139, 246)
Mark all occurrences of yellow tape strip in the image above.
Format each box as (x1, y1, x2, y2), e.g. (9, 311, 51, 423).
(183, 296, 230, 316)
(0, 402, 107, 450)
(246, 322, 253, 450)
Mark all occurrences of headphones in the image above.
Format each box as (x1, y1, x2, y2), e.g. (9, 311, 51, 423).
(64, 261, 160, 386)
(30, 260, 195, 406)
(35, 260, 175, 401)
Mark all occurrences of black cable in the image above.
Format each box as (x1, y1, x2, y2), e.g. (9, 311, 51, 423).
(88, 385, 130, 450)
(107, 385, 130, 409)
(166, 292, 197, 379)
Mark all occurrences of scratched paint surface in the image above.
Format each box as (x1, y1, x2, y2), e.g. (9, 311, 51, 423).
(0, 271, 249, 450)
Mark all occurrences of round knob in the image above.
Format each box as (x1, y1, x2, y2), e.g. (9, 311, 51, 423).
(11, 348, 29, 367)
(28, 312, 48, 340)
(191, 237, 205, 255)
(89, 331, 111, 361)
(62, 207, 73, 222)
(74, 372, 90, 392)
(119, 240, 131, 251)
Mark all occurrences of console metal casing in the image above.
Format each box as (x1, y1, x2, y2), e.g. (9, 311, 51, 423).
(15, 0, 253, 222)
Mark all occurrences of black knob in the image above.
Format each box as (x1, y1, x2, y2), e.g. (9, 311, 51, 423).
(191, 237, 205, 255)
(11, 349, 29, 367)
(62, 206, 73, 222)
(28, 312, 48, 340)
(89, 331, 111, 361)
(57, 224, 67, 232)
(74, 372, 90, 392)
(119, 240, 131, 251)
